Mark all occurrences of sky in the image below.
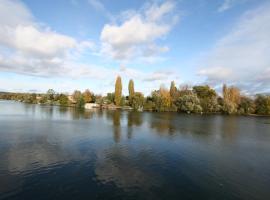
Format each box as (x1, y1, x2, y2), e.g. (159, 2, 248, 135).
(0, 0, 269, 95)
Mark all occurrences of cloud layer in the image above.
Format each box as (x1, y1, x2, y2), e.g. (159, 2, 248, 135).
(198, 3, 270, 94)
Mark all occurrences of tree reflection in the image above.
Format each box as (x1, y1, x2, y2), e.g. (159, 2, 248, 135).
(94, 146, 163, 197)
(106, 110, 122, 143)
(150, 113, 176, 135)
(127, 112, 143, 139)
(220, 116, 239, 141)
(69, 108, 94, 120)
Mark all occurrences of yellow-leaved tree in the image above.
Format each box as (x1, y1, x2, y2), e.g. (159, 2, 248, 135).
(114, 76, 122, 106)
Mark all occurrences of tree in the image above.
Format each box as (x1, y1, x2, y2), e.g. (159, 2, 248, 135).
(59, 94, 69, 106)
(83, 89, 92, 103)
(39, 95, 48, 104)
(114, 76, 122, 106)
(72, 90, 85, 108)
(193, 85, 219, 113)
(255, 95, 270, 115)
(47, 89, 55, 101)
(131, 92, 144, 111)
(77, 96, 85, 108)
(106, 93, 115, 104)
(128, 79, 135, 99)
(170, 81, 178, 100)
(24, 93, 37, 104)
(72, 90, 81, 102)
(222, 84, 240, 114)
(152, 86, 172, 111)
(175, 94, 202, 113)
(239, 96, 255, 114)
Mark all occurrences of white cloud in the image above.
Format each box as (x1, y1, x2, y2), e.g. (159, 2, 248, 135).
(100, 1, 178, 61)
(0, 0, 83, 59)
(0, 0, 97, 78)
(198, 3, 270, 93)
(143, 70, 174, 82)
(2, 25, 77, 58)
(0, 0, 33, 26)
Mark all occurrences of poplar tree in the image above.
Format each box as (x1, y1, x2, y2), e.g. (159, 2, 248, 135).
(169, 81, 177, 99)
(114, 76, 122, 106)
(128, 79, 135, 103)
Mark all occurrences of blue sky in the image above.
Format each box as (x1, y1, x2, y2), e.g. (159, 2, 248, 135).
(0, 0, 269, 95)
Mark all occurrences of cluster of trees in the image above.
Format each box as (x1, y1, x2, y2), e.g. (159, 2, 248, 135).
(101, 76, 270, 115)
(0, 89, 96, 108)
(1, 76, 270, 115)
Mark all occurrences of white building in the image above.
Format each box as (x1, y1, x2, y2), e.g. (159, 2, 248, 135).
(85, 103, 99, 109)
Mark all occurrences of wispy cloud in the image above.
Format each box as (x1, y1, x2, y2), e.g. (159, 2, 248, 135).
(199, 2, 270, 94)
(87, 0, 113, 20)
(217, 0, 250, 12)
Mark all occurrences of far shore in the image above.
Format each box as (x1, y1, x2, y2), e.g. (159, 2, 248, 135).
(2, 99, 270, 117)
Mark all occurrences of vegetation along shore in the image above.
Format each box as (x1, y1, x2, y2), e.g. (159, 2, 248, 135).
(1, 76, 270, 115)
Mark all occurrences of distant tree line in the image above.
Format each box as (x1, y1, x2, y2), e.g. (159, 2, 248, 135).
(1, 76, 270, 115)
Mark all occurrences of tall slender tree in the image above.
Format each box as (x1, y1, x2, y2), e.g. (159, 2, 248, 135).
(128, 79, 135, 97)
(128, 79, 135, 100)
(114, 76, 122, 106)
(222, 84, 240, 114)
(169, 81, 177, 99)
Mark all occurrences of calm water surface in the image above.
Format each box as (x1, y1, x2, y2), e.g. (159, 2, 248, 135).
(0, 100, 270, 200)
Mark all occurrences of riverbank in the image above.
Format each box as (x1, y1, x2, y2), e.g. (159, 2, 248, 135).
(1, 99, 270, 117)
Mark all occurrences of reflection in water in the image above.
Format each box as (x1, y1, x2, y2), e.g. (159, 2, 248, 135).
(94, 146, 163, 198)
(220, 116, 239, 141)
(127, 112, 143, 139)
(149, 113, 176, 135)
(106, 111, 122, 143)
(0, 101, 270, 200)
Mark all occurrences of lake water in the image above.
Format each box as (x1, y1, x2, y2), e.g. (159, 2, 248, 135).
(0, 100, 270, 200)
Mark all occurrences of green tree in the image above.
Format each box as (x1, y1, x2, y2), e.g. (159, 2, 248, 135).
(77, 96, 85, 108)
(24, 93, 37, 104)
(175, 94, 202, 113)
(72, 90, 85, 108)
(106, 93, 115, 104)
(131, 92, 144, 111)
(238, 96, 255, 114)
(193, 85, 219, 113)
(128, 79, 135, 105)
(144, 96, 155, 111)
(39, 95, 48, 104)
(255, 95, 270, 115)
(59, 94, 69, 106)
(47, 89, 55, 101)
(114, 76, 122, 106)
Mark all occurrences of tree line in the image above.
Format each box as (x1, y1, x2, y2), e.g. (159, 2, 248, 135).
(1, 76, 270, 115)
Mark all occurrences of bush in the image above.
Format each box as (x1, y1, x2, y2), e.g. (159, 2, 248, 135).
(175, 94, 202, 113)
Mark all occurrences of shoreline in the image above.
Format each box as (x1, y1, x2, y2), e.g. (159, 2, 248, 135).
(1, 99, 270, 117)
